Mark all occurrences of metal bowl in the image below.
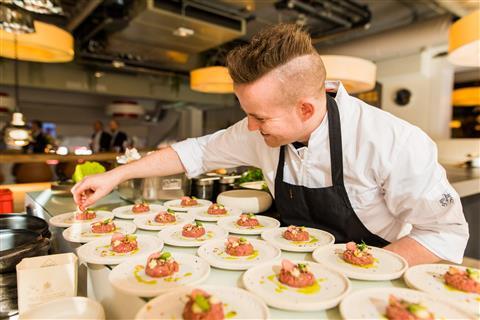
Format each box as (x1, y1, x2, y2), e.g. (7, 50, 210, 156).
(0, 214, 51, 238)
(117, 174, 191, 201)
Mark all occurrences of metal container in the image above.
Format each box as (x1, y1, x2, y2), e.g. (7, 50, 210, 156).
(117, 174, 191, 201)
(191, 176, 218, 201)
(218, 174, 241, 195)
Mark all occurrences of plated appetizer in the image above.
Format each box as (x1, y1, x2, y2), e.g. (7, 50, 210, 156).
(386, 295, 434, 320)
(343, 241, 374, 266)
(182, 289, 224, 320)
(75, 208, 96, 220)
(182, 222, 206, 238)
(225, 236, 254, 256)
(283, 225, 309, 241)
(236, 213, 260, 227)
(443, 266, 480, 294)
(145, 251, 179, 278)
(155, 209, 177, 224)
(91, 218, 116, 233)
(181, 196, 198, 207)
(278, 259, 316, 288)
(132, 202, 150, 213)
(111, 232, 138, 253)
(207, 203, 227, 215)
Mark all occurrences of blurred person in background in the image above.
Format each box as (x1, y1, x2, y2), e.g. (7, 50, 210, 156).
(24, 120, 48, 154)
(91, 120, 111, 153)
(109, 119, 128, 152)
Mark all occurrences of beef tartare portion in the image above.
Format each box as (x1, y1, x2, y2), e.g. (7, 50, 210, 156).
(225, 236, 254, 256)
(132, 202, 150, 213)
(444, 266, 480, 294)
(154, 209, 177, 224)
(283, 225, 309, 241)
(342, 241, 374, 266)
(386, 295, 434, 320)
(207, 203, 227, 215)
(181, 196, 198, 207)
(182, 289, 224, 320)
(278, 259, 316, 288)
(75, 208, 96, 220)
(110, 233, 138, 253)
(145, 251, 179, 278)
(91, 218, 116, 233)
(182, 221, 206, 238)
(236, 213, 259, 227)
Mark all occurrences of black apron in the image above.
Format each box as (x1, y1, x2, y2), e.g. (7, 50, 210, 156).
(274, 95, 389, 247)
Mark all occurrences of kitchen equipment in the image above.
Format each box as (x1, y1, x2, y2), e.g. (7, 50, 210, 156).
(191, 176, 218, 200)
(0, 230, 50, 274)
(218, 174, 241, 194)
(217, 189, 272, 213)
(50, 180, 75, 197)
(18, 297, 105, 320)
(117, 174, 191, 201)
(0, 214, 50, 238)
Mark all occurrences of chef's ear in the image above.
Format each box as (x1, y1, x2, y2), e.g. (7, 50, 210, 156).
(298, 100, 315, 121)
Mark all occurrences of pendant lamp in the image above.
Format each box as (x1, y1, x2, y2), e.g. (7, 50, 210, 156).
(0, 4, 34, 34)
(190, 66, 234, 94)
(0, 0, 63, 15)
(448, 10, 480, 67)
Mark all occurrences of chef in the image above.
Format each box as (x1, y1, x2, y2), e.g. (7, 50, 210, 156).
(72, 24, 469, 266)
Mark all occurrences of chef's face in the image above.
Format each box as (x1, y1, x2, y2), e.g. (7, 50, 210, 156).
(235, 75, 305, 147)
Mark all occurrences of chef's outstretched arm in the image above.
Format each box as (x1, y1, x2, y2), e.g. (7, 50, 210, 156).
(72, 147, 185, 209)
(380, 128, 469, 266)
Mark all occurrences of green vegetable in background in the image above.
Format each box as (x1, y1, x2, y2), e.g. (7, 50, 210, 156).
(72, 161, 106, 183)
(237, 168, 264, 183)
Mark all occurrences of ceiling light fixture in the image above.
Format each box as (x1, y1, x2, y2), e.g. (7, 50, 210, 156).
(448, 10, 480, 67)
(1, 0, 64, 15)
(0, 4, 34, 34)
(173, 27, 194, 38)
(190, 66, 234, 94)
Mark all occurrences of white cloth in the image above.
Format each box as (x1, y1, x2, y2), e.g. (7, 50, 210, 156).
(172, 82, 469, 263)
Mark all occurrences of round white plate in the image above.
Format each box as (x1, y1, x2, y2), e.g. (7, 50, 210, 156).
(163, 198, 212, 212)
(189, 206, 242, 222)
(158, 224, 228, 247)
(19, 296, 105, 320)
(133, 212, 194, 231)
(109, 253, 210, 298)
(62, 220, 137, 243)
(76, 235, 163, 265)
(243, 260, 351, 311)
(312, 243, 408, 281)
(261, 227, 334, 252)
(239, 181, 266, 190)
(112, 204, 167, 220)
(404, 264, 480, 314)
(339, 287, 475, 320)
(135, 285, 269, 320)
(49, 210, 113, 228)
(217, 215, 280, 235)
(197, 238, 281, 270)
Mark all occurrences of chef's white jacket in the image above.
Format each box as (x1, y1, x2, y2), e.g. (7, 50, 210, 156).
(172, 82, 469, 263)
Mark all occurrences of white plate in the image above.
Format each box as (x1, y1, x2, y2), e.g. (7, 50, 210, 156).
(312, 243, 408, 281)
(217, 215, 280, 235)
(158, 224, 228, 247)
(197, 238, 281, 270)
(135, 285, 269, 320)
(19, 296, 105, 320)
(163, 198, 212, 212)
(133, 212, 194, 231)
(109, 253, 210, 298)
(189, 206, 242, 222)
(49, 210, 113, 228)
(239, 181, 267, 190)
(261, 227, 335, 252)
(62, 220, 137, 243)
(404, 264, 480, 314)
(339, 287, 476, 320)
(242, 260, 351, 311)
(76, 235, 163, 265)
(112, 204, 167, 219)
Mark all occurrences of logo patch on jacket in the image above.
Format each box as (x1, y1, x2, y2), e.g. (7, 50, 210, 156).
(439, 193, 454, 207)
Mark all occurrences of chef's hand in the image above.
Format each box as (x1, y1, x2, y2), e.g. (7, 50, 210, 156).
(71, 171, 121, 210)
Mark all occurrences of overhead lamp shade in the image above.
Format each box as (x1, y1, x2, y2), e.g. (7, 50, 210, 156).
(448, 10, 480, 67)
(0, 20, 74, 62)
(452, 87, 480, 106)
(320, 55, 376, 94)
(10, 0, 63, 15)
(0, 5, 35, 34)
(190, 66, 234, 94)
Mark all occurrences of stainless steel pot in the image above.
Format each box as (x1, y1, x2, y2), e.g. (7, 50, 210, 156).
(117, 174, 191, 201)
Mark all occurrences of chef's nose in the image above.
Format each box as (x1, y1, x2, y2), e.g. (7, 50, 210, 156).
(247, 116, 260, 131)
